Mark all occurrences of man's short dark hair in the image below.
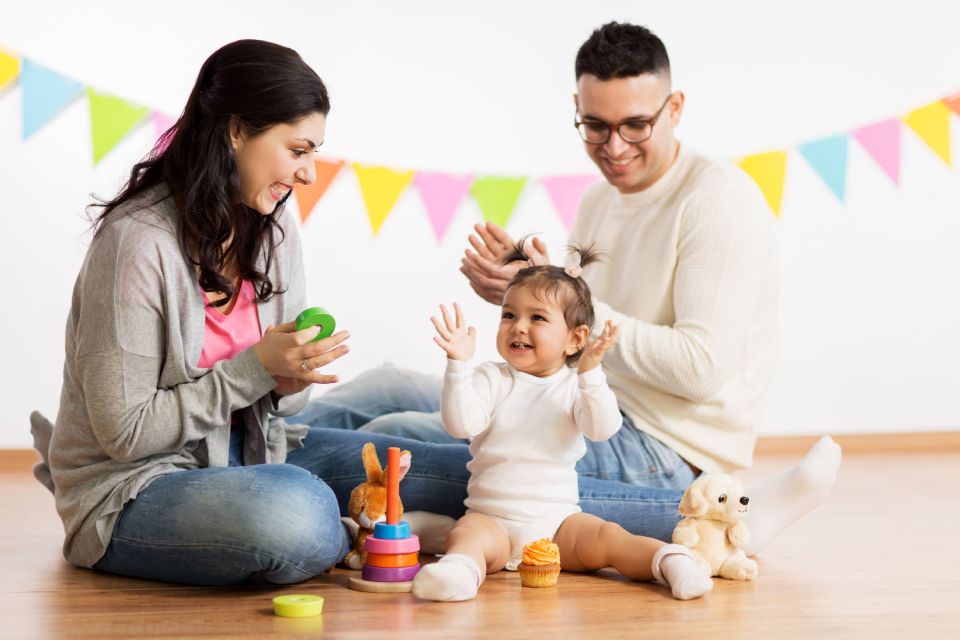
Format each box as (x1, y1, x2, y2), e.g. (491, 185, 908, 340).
(575, 22, 671, 81)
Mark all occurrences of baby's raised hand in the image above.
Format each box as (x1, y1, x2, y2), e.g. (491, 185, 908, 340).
(578, 320, 619, 373)
(431, 302, 476, 361)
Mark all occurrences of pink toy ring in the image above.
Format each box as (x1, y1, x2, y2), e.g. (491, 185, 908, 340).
(363, 534, 421, 555)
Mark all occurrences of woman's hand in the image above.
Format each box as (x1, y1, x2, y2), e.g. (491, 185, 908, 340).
(431, 303, 476, 361)
(271, 375, 312, 397)
(254, 322, 350, 390)
(578, 320, 619, 374)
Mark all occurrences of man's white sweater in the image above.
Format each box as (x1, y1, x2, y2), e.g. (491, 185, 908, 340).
(569, 143, 779, 473)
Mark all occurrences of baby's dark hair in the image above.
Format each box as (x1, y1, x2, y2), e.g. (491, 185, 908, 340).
(501, 236, 603, 365)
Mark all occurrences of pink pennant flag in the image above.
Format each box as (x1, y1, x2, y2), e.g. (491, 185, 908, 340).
(540, 175, 601, 230)
(151, 112, 177, 154)
(413, 172, 473, 242)
(852, 119, 901, 185)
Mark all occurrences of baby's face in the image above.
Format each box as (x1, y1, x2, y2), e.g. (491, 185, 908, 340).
(496, 285, 580, 377)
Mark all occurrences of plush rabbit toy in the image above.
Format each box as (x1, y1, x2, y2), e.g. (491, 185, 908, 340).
(344, 442, 412, 570)
(672, 473, 758, 581)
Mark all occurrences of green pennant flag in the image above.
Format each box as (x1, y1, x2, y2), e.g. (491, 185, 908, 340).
(88, 87, 149, 164)
(470, 176, 527, 228)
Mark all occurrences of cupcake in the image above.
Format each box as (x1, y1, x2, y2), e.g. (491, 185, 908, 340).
(518, 538, 561, 588)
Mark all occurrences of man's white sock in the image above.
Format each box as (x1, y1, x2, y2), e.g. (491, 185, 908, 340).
(743, 435, 842, 556)
(411, 553, 482, 602)
(652, 544, 713, 600)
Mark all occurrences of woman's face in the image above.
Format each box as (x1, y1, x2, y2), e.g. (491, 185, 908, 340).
(230, 112, 326, 215)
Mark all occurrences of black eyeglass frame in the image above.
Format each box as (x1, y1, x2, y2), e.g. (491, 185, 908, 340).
(574, 94, 674, 145)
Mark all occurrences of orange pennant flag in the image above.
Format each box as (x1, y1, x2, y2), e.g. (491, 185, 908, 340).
(294, 159, 345, 224)
(944, 93, 960, 117)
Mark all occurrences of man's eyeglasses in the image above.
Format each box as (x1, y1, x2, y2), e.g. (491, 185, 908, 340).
(575, 94, 673, 145)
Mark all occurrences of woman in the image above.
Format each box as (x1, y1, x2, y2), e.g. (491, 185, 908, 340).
(29, 39, 410, 586)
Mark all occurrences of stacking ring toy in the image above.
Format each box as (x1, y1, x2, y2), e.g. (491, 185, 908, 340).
(295, 307, 336, 342)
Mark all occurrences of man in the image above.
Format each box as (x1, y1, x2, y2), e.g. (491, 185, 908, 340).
(293, 22, 840, 554)
(461, 21, 779, 481)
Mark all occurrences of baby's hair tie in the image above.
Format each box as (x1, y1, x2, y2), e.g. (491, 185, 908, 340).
(564, 253, 583, 278)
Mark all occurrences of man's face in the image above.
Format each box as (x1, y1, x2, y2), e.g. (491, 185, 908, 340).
(575, 73, 683, 194)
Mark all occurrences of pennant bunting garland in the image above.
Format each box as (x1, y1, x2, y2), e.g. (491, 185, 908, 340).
(903, 101, 952, 166)
(294, 159, 345, 224)
(853, 119, 902, 185)
(798, 135, 850, 202)
(470, 176, 528, 228)
(0, 46, 958, 232)
(413, 172, 474, 242)
(541, 175, 601, 230)
(20, 59, 84, 140)
(352, 163, 415, 235)
(0, 48, 19, 91)
(739, 151, 788, 216)
(88, 88, 150, 164)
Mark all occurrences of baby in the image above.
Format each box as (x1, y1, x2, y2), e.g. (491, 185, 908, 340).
(411, 242, 713, 601)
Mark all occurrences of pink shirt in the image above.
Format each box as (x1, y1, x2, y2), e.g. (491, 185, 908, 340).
(198, 279, 262, 369)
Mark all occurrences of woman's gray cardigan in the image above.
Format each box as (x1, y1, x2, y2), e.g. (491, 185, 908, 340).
(31, 188, 311, 568)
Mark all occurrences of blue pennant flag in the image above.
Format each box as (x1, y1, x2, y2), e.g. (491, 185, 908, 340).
(21, 59, 85, 140)
(798, 134, 850, 203)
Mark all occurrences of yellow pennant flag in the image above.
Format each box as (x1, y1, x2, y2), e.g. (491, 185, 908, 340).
(738, 150, 788, 216)
(903, 100, 952, 166)
(352, 163, 415, 235)
(0, 48, 20, 91)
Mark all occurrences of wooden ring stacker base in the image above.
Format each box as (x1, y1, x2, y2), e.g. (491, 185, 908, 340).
(348, 576, 414, 593)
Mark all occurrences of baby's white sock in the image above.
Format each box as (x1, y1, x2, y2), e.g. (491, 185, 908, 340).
(411, 553, 482, 602)
(743, 435, 842, 556)
(652, 544, 713, 600)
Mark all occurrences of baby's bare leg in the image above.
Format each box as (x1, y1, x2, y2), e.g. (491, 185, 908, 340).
(554, 513, 713, 600)
(445, 512, 511, 576)
(554, 512, 660, 579)
(411, 513, 510, 602)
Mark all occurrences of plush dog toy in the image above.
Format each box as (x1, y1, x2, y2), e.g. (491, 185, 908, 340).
(672, 473, 758, 581)
(344, 442, 412, 570)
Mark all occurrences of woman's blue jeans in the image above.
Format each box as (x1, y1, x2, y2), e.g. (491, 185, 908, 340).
(95, 365, 693, 586)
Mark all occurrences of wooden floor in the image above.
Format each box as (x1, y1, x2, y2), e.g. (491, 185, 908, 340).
(2, 437, 958, 639)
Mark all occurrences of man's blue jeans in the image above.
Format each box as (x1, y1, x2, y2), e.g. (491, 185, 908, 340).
(293, 363, 697, 489)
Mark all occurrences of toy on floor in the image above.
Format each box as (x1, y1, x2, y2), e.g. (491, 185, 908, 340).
(348, 444, 422, 593)
(272, 594, 324, 618)
(295, 307, 336, 341)
(671, 473, 758, 581)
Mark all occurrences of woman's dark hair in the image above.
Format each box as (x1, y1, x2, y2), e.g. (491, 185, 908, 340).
(90, 39, 330, 306)
(501, 237, 603, 365)
(575, 22, 671, 81)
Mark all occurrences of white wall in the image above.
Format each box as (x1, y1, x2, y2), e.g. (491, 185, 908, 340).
(1, 0, 958, 448)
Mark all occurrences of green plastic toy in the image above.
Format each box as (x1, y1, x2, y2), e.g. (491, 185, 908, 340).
(295, 307, 336, 342)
